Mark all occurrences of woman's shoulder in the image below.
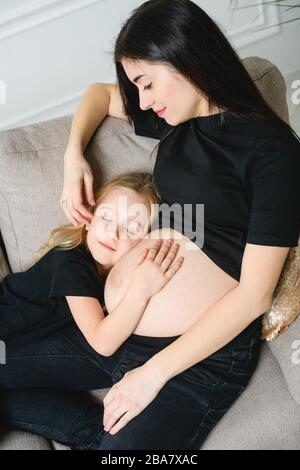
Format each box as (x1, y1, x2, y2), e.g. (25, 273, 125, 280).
(235, 114, 297, 141)
(222, 114, 300, 156)
(249, 120, 299, 160)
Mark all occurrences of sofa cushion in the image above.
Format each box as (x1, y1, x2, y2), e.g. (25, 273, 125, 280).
(0, 56, 298, 451)
(201, 343, 300, 450)
(240, 56, 289, 123)
(0, 56, 289, 274)
(0, 115, 156, 273)
(268, 315, 300, 406)
(261, 239, 300, 341)
(0, 429, 51, 450)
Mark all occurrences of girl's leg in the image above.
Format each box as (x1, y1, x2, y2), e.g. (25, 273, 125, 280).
(0, 321, 262, 450)
(0, 323, 124, 390)
(0, 388, 105, 449)
(0, 324, 125, 447)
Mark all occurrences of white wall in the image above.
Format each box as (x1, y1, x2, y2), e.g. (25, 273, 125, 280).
(0, 0, 299, 133)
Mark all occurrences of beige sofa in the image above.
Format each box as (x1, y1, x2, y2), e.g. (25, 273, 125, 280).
(0, 57, 299, 450)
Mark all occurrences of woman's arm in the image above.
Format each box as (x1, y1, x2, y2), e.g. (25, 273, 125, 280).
(66, 83, 126, 153)
(101, 243, 290, 434)
(61, 83, 126, 226)
(145, 244, 289, 381)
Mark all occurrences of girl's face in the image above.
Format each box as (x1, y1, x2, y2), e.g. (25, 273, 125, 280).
(86, 187, 150, 271)
(121, 58, 220, 126)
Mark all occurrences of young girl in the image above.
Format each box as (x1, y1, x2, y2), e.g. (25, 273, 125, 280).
(0, 171, 184, 354)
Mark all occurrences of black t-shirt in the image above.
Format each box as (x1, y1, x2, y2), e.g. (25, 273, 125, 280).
(0, 243, 106, 346)
(133, 109, 300, 281)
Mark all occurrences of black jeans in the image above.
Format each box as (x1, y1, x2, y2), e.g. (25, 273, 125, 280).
(0, 318, 262, 450)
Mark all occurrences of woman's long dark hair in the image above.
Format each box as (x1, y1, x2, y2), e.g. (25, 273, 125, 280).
(114, 0, 297, 138)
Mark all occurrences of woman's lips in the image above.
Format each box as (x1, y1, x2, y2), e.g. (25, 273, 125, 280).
(99, 241, 115, 251)
(156, 107, 166, 117)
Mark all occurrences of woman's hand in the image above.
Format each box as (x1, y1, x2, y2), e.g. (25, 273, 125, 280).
(102, 362, 166, 435)
(60, 147, 96, 226)
(131, 239, 184, 300)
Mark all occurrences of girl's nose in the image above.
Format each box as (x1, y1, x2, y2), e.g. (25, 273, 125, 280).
(107, 225, 119, 240)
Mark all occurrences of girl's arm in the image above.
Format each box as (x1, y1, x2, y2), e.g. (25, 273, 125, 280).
(66, 284, 149, 357)
(66, 240, 183, 356)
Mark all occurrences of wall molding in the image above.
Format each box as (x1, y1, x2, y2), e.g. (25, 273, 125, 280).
(228, 0, 281, 48)
(284, 68, 300, 135)
(0, 0, 106, 41)
(0, 76, 115, 130)
(0, 89, 82, 129)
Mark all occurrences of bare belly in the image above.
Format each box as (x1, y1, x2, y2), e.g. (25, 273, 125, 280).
(104, 228, 239, 337)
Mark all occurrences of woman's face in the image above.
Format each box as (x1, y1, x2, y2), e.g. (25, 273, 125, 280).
(121, 58, 219, 126)
(86, 187, 150, 271)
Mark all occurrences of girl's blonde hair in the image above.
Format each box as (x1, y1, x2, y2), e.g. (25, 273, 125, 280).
(33, 171, 160, 270)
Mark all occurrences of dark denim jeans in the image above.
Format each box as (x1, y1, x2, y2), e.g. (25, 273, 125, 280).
(0, 318, 262, 450)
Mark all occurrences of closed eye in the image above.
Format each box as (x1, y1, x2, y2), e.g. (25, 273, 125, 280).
(143, 83, 152, 91)
(124, 226, 136, 235)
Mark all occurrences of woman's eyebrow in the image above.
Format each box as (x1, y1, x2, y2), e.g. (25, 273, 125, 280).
(133, 74, 146, 83)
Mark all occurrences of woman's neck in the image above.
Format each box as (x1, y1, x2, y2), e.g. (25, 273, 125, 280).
(196, 99, 226, 118)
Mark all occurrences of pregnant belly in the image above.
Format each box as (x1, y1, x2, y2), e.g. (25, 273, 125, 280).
(104, 228, 239, 337)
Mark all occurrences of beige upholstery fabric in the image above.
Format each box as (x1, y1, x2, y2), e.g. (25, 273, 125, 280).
(0, 430, 52, 450)
(0, 56, 290, 274)
(241, 56, 289, 123)
(0, 115, 156, 273)
(268, 315, 300, 406)
(201, 343, 300, 450)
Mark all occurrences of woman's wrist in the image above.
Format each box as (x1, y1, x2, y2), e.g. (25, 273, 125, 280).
(142, 357, 169, 389)
(64, 143, 84, 159)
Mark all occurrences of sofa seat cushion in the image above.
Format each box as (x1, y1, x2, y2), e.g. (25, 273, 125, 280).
(201, 343, 300, 450)
(268, 316, 300, 407)
(0, 429, 51, 450)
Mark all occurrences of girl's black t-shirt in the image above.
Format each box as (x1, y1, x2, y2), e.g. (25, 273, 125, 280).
(133, 109, 300, 281)
(0, 244, 105, 346)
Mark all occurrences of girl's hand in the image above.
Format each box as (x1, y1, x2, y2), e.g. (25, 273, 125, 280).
(131, 239, 184, 300)
(60, 148, 96, 227)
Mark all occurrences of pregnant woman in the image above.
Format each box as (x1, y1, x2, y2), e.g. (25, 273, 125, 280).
(1, 0, 299, 450)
